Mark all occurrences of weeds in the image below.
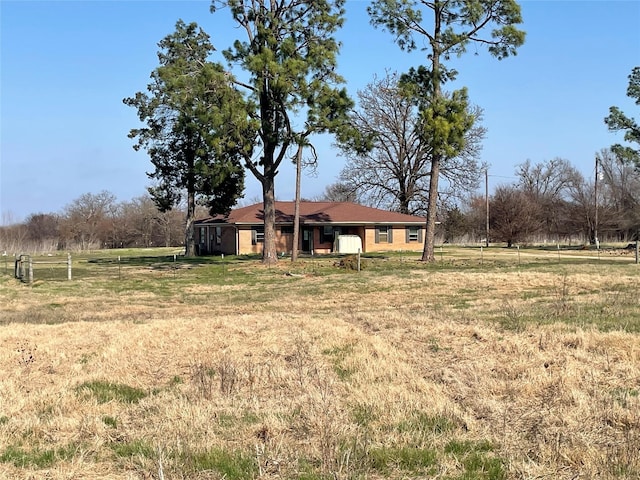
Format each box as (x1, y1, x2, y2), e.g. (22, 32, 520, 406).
(190, 362, 216, 399)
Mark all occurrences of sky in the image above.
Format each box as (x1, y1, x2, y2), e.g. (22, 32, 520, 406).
(1, 0, 639, 223)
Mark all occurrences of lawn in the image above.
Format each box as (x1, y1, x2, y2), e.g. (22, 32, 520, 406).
(0, 246, 638, 479)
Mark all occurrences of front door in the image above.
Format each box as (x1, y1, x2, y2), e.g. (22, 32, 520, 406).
(302, 228, 314, 252)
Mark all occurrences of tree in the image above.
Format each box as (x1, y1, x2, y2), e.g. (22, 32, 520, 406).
(337, 72, 485, 215)
(515, 158, 582, 241)
(605, 66, 640, 170)
(25, 213, 60, 248)
(321, 182, 358, 203)
(441, 205, 468, 243)
(59, 191, 116, 250)
(124, 20, 247, 257)
(597, 149, 640, 240)
(210, 0, 353, 264)
(490, 185, 541, 248)
(369, 0, 525, 261)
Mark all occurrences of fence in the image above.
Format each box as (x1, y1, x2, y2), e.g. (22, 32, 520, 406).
(14, 253, 72, 283)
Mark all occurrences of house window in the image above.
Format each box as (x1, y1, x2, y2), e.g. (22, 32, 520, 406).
(375, 226, 393, 243)
(406, 226, 421, 243)
(251, 226, 264, 245)
(215, 226, 222, 245)
(280, 226, 294, 234)
(320, 226, 333, 244)
(199, 227, 206, 243)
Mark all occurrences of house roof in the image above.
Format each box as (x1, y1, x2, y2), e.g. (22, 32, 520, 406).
(195, 201, 425, 226)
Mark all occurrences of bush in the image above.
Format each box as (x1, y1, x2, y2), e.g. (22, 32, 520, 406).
(338, 255, 367, 271)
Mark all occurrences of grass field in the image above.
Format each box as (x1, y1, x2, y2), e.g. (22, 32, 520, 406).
(0, 246, 638, 479)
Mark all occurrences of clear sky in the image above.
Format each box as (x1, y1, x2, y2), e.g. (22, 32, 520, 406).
(1, 0, 639, 223)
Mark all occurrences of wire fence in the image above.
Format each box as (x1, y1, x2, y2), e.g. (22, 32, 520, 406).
(3, 242, 639, 284)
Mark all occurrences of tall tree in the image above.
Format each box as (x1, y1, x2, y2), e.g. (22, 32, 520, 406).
(605, 66, 640, 170)
(210, 0, 353, 264)
(124, 20, 247, 257)
(369, 0, 525, 261)
(337, 72, 484, 215)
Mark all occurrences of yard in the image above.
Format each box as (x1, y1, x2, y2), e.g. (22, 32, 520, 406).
(0, 247, 638, 479)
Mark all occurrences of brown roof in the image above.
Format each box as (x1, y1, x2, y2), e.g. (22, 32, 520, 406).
(196, 201, 425, 226)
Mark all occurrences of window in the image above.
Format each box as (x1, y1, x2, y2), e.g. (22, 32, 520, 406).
(375, 226, 393, 243)
(406, 226, 422, 243)
(280, 226, 294, 234)
(215, 226, 222, 245)
(251, 226, 264, 245)
(320, 226, 333, 244)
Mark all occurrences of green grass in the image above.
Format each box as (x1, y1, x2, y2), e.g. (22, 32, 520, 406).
(396, 412, 458, 436)
(75, 380, 148, 404)
(102, 415, 118, 428)
(110, 439, 155, 459)
(182, 447, 257, 479)
(368, 445, 438, 475)
(0, 443, 78, 468)
(322, 343, 357, 380)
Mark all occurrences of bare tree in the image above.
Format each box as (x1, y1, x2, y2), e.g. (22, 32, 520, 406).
(516, 157, 582, 241)
(320, 182, 359, 203)
(59, 191, 117, 250)
(337, 72, 485, 215)
(598, 149, 640, 240)
(490, 185, 543, 247)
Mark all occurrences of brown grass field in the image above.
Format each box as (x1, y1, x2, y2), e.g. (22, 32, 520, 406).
(0, 247, 638, 479)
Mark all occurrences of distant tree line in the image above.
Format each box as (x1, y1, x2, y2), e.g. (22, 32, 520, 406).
(0, 191, 186, 253)
(324, 149, 639, 246)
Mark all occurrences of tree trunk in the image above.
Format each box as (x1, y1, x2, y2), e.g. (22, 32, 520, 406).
(262, 175, 278, 265)
(422, 155, 440, 261)
(291, 144, 302, 262)
(184, 189, 196, 257)
(421, 29, 442, 262)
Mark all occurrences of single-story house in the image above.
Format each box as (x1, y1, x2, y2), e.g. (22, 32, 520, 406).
(194, 201, 426, 255)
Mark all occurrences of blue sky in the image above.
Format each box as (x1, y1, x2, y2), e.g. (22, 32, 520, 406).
(1, 0, 639, 223)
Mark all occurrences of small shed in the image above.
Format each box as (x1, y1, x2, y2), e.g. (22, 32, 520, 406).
(334, 235, 363, 254)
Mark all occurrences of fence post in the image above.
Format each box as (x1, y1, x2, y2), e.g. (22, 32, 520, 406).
(636, 240, 639, 265)
(28, 256, 33, 284)
(67, 253, 72, 280)
(357, 249, 361, 272)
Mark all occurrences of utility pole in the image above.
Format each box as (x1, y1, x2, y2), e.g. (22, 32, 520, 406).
(594, 155, 599, 249)
(485, 168, 490, 248)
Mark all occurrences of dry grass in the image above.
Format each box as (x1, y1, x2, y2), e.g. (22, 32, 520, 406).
(0, 249, 638, 479)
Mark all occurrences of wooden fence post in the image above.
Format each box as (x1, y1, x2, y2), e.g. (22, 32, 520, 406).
(28, 256, 33, 284)
(67, 253, 72, 280)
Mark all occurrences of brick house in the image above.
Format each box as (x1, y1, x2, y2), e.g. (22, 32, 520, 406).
(194, 201, 425, 255)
